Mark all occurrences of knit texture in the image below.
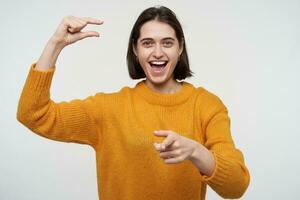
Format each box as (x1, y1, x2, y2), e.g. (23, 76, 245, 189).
(17, 64, 250, 200)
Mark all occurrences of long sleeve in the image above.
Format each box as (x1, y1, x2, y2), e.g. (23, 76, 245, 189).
(200, 91, 250, 199)
(17, 64, 103, 148)
(16, 75, 249, 199)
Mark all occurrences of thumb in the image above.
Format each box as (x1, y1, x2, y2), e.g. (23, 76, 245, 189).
(73, 31, 100, 42)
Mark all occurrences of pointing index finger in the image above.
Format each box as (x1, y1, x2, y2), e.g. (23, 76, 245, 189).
(153, 130, 173, 137)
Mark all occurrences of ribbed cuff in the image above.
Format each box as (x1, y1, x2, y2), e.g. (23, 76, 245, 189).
(25, 63, 55, 91)
(202, 151, 231, 187)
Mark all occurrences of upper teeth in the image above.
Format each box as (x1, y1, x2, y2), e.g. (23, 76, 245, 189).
(150, 61, 167, 65)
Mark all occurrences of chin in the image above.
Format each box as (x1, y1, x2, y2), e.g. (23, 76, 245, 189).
(146, 75, 172, 86)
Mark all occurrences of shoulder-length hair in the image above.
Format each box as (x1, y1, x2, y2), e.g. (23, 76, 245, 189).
(126, 6, 193, 80)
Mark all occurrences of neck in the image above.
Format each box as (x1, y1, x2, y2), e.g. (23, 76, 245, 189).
(145, 78, 182, 94)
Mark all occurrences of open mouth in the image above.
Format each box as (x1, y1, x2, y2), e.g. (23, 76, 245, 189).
(149, 61, 168, 68)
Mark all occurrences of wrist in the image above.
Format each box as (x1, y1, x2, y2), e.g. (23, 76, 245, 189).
(189, 142, 215, 177)
(48, 36, 65, 50)
(190, 142, 203, 162)
(35, 38, 64, 71)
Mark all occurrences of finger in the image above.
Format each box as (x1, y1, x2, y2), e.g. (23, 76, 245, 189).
(161, 134, 176, 150)
(74, 31, 100, 41)
(153, 142, 161, 151)
(161, 140, 180, 151)
(75, 17, 87, 24)
(164, 156, 185, 164)
(160, 149, 182, 159)
(172, 141, 180, 148)
(74, 18, 87, 28)
(67, 20, 83, 33)
(81, 17, 104, 25)
(67, 16, 93, 33)
(153, 142, 168, 152)
(153, 130, 172, 137)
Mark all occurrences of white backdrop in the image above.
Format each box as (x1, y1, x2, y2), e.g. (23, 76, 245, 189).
(1, 0, 299, 199)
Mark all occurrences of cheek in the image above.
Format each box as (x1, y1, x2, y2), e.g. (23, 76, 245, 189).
(165, 48, 180, 59)
(137, 49, 151, 62)
(168, 52, 180, 63)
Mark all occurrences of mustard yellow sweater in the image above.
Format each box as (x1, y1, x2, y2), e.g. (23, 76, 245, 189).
(17, 64, 250, 200)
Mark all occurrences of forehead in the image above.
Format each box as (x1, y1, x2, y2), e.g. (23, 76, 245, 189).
(139, 20, 176, 40)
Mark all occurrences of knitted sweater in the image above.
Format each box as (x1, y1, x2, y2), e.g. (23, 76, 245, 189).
(17, 64, 250, 200)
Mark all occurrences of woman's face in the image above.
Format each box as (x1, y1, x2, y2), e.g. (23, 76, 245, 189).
(133, 20, 183, 86)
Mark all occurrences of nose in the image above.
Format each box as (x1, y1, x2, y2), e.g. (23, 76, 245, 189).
(152, 45, 164, 59)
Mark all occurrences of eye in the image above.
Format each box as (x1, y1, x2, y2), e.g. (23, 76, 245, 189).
(142, 41, 153, 48)
(163, 41, 173, 47)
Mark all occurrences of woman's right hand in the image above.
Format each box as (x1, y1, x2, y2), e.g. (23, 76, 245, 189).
(51, 16, 104, 48)
(35, 16, 103, 71)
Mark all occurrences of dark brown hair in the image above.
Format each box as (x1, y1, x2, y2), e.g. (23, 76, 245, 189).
(126, 6, 193, 80)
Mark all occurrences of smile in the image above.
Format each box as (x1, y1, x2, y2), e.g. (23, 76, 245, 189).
(149, 61, 168, 68)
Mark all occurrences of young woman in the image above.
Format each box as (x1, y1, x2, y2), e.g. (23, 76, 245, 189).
(17, 6, 250, 200)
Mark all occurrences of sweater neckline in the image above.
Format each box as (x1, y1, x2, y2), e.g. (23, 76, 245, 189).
(134, 80, 196, 106)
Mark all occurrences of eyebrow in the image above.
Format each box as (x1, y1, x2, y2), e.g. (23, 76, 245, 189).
(139, 37, 176, 42)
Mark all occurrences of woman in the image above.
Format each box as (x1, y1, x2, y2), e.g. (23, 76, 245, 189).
(17, 6, 250, 200)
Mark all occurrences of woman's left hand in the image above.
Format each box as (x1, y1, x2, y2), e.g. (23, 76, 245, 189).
(153, 130, 200, 164)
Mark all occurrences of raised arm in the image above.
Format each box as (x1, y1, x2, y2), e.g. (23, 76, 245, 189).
(17, 16, 104, 148)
